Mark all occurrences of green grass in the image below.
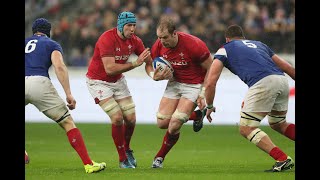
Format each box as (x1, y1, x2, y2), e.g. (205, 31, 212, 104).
(25, 123, 295, 180)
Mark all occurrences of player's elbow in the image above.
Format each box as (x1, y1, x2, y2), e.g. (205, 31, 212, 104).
(104, 66, 116, 75)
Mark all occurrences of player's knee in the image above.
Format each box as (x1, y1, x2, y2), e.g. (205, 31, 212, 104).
(246, 128, 267, 145)
(268, 114, 286, 126)
(118, 99, 136, 116)
(156, 112, 172, 121)
(239, 112, 264, 127)
(100, 98, 121, 117)
(43, 104, 71, 124)
(172, 110, 189, 123)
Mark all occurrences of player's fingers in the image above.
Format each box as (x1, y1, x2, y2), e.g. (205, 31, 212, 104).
(207, 115, 212, 123)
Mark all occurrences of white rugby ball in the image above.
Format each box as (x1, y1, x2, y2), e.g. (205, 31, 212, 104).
(152, 57, 174, 73)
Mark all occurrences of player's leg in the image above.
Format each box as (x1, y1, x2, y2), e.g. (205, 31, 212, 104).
(117, 96, 137, 167)
(86, 77, 134, 168)
(240, 75, 294, 172)
(185, 84, 206, 132)
(151, 96, 179, 168)
(25, 150, 29, 164)
(99, 97, 135, 168)
(268, 111, 295, 141)
(152, 82, 198, 168)
(43, 104, 106, 173)
(29, 76, 106, 173)
(267, 78, 295, 141)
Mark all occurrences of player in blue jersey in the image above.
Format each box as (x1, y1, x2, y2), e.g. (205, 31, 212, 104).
(204, 25, 295, 172)
(25, 18, 106, 173)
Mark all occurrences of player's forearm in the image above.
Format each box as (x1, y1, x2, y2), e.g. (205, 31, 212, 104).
(204, 84, 216, 107)
(104, 63, 135, 76)
(54, 66, 72, 96)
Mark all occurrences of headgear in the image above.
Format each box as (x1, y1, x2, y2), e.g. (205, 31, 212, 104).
(117, 12, 136, 34)
(32, 18, 51, 37)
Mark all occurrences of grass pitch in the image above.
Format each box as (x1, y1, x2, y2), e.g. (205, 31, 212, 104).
(25, 123, 295, 180)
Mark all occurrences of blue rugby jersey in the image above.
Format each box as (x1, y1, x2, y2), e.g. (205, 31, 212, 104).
(214, 39, 284, 87)
(25, 34, 63, 78)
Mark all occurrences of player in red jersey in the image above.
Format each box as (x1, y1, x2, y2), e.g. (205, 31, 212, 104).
(144, 16, 214, 168)
(86, 11, 152, 168)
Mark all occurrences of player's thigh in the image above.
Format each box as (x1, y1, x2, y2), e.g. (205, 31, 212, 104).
(86, 77, 114, 104)
(26, 76, 68, 120)
(242, 77, 277, 112)
(272, 76, 290, 112)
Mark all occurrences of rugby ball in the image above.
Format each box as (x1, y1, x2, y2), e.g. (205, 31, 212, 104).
(152, 57, 174, 73)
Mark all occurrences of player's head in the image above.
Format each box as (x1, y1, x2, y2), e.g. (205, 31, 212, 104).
(117, 11, 136, 37)
(225, 24, 245, 42)
(156, 15, 178, 48)
(32, 18, 51, 37)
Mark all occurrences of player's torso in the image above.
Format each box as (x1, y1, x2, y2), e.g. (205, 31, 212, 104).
(88, 29, 141, 81)
(224, 40, 283, 87)
(154, 34, 206, 84)
(25, 35, 58, 78)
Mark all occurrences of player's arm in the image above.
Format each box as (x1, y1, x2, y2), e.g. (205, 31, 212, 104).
(103, 48, 150, 76)
(204, 59, 224, 122)
(51, 50, 76, 110)
(197, 56, 214, 109)
(144, 56, 172, 81)
(271, 54, 295, 80)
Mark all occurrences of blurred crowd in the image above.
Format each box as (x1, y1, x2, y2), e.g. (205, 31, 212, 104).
(25, 0, 295, 67)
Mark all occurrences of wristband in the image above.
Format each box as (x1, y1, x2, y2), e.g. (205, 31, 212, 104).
(206, 104, 214, 109)
(132, 59, 139, 67)
(199, 87, 205, 98)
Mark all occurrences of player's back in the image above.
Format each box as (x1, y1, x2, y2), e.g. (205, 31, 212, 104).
(25, 34, 63, 78)
(221, 39, 284, 87)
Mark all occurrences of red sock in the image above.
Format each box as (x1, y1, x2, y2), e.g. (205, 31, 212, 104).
(189, 111, 197, 121)
(67, 128, 92, 165)
(155, 131, 180, 159)
(269, 147, 287, 161)
(123, 123, 135, 151)
(189, 110, 202, 121)
(112, 124, 126, 162)
(284, 124, 295, 141)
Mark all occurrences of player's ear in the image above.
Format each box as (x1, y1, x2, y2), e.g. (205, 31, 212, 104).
(173, 30, 177, 36)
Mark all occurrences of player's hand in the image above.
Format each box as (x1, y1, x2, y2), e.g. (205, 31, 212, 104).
(134, 48, 150, 67)
(153, 66, 173, 81)
(66, 95, 76, 110)
(196, 96, 206, 110)
(206, 106, 216, 123)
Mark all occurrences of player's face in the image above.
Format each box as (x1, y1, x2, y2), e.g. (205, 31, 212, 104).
(123, 23, 136, 39)
(157, 29, 177, 48)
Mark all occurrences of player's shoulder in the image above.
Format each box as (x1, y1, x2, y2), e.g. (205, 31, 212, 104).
(99, 28, 116, 40)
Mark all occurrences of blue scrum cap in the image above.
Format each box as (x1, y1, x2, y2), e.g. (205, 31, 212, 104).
(117, 11, 136, 33)
(32, 18, 51, 37)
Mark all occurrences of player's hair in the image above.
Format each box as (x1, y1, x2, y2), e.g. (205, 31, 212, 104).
(32, 18, 51, 37)
(225, 24, 245, 39)
(157, 15, 176, 34)
(117, 11, 136, 34)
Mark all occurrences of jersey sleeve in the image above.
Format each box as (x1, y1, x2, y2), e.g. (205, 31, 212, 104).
(213, 46, 228, 64)
(151, 40, 161, 59)
(260, 42, 275, 57)
(51, 40, 63, 54)
(190, 38, 210, 63)
(97, 33, 115, 57)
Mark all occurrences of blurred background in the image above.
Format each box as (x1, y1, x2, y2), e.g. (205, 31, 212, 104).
(25, 0, 295, 124)
(25, 0, 295, 67)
